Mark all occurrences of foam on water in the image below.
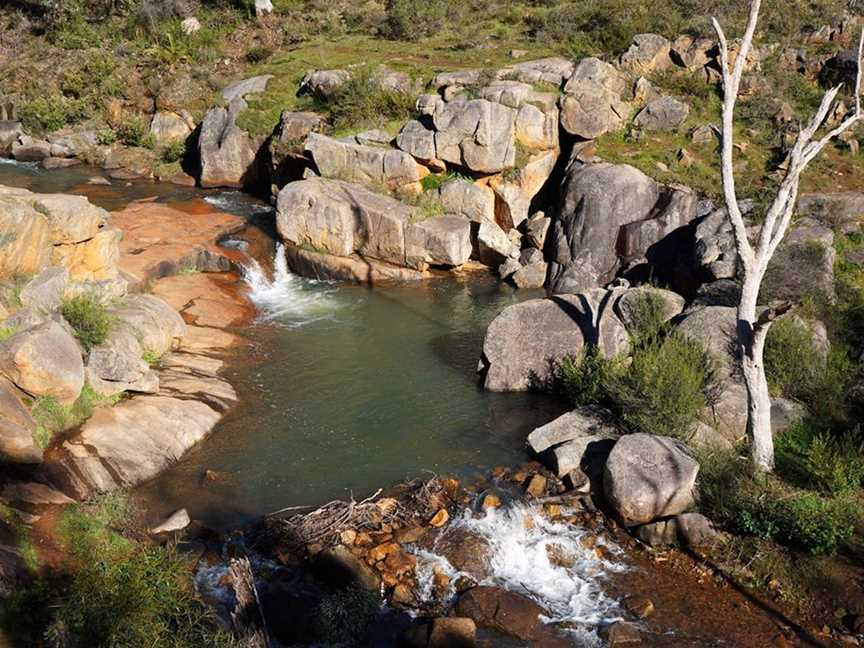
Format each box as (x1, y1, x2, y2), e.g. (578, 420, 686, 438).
(205, 191, 273, 219)
(242, 243, 345, 327)
(415, 502, 624, 645)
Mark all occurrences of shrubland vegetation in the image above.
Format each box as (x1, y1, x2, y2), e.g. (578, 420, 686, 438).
(1, 493, 238, 647)
(61, 294, 114, 352)
(29, 385, 121, 448)
(558, 292, 720, 440)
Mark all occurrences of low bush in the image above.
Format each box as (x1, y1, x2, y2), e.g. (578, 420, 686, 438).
(19, 95, 89, 135)
(321, 69, 416, 132)
(764, 317, 824, 399)
(114, 117, 154, 148)
(776, 421, 864, 495)
(604, 331, 720, 438)
(699, 449, 858, 555)
(559, 323, 719, 439)
(159, 139, 186, 163)
(61, 294, 114, 351)
(31, 385, 120, 448)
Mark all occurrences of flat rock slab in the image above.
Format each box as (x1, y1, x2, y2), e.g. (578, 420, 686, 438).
(111, 199, 245, 289)
(151, 273, 253, 329)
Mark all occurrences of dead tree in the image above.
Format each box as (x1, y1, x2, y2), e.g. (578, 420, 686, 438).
(712, 0, 864, 471)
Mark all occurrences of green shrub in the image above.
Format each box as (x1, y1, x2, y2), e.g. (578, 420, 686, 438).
(556, 347, 614, 407)
(160, 139, 186, 163)
(19, 95, 89, 135)
(115, 117, 154, 148)
(0, 326, 17, 342)
(764, 317, 824, 398)
(322, 68, 416, 132)
(61, 294, 114, 351)
(314, 587, 381, 646)
(97, 128, 119, 145)
(698, 450, 857, 555)
(776, 421, 864, 495)
(382, 0, 458, 40)
(605, 331, 720, 438)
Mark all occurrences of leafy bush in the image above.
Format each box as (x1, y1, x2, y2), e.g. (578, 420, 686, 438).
(605, 332, 720, 438)
(0, 326, 17, 342)
(19, 95, 89, 135)
(382, 0, 458, 40)
(160, 139, 186, 163)
(698, 450, 858, 555)
(314, 587, 381, 646)
(556, 347, 614, 407)
(61, 294, 114, 351)
(776, 421, 864, 495)
(764, 317, 824, 398)
(322, 68, 416, 132)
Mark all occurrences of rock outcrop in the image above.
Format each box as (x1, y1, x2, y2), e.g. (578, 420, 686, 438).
(276, 177, 471, 274)
(198, 76, 272, 189)
(0, 378, 42, 463)
(547, 162, 698, 294)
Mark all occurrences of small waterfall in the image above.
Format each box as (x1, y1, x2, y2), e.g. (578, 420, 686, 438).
(241, 243, 342, 326)
(413, 502, 624, 645)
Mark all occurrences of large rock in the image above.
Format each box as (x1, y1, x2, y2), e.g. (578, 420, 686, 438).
(0, 378, 42, 463)
(18, 266, 68, 312)
(298, 69, 351, 99)
(86, 330, 159, 397)
(51, 226, 121, 281)
(620, 34, 673, 73)
(421, 527, 492, 581)
(0, 321, 84, 405)
(476, 221, 518, 266)
(110, 295, 186, 357)
(603, 433, 699, 526)
(437, 180, 496, 223)
(199, 78, 271, 189)
(405, 216, 472, 270)
(276, 178, 416, 266)
(798, 191, 864, 233)
(614, 286, 685, 334)
(284, 245, 427, 283)
(634, 95, 690, 131)
(761, 218, 835, 303)
(397, 100, 518, 174)
(304, 133, 428, 194)
(488, 149, 558, 231)
(455, 586, 544, 641)
(528, 407, 618, 483)
(548, 162, 663, 294)
(559, 71, 629, 139)
(0, 121, 22, 156)
(501, 57, 576, 86)
(480, 289, 629, 392)
(149, 111, 193, 146)
(12, 135, 51, 161)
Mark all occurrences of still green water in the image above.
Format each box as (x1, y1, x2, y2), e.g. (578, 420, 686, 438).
(139, 273, 565, 529)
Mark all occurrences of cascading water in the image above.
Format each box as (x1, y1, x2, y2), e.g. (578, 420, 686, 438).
(412, 502, 625, 646)
(241, 243, 347, 326)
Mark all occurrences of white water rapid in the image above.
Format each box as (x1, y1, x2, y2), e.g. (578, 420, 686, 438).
(241, 243, 346, 326)
(413, 502, 625, 646)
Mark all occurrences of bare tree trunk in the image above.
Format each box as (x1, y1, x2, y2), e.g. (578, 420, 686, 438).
(737, 275, 773, 472)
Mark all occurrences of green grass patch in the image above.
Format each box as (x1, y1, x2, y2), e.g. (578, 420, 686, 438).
(31, 385, 121, 449)
(61, 294, 114, 352)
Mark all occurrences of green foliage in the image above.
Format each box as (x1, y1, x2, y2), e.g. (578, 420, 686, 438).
(314, 587, 381, 646)
(61, 294, 114, 351)
(159, 139, 186, 163)
(776, 421, 864, 495)
(699, 449, 858, 555)
(0, 326, 17, 342)
(382, 0, 458, 41)
(1, 496, 238, 648)
(421, 172, 473, 192)
(49, 13, 102, 49)
(97, 128, 118, 145)
(604, 331, 720, 438)
(141, 349, 163, 366)
(320, 68, 416, 132)
(764, 318, 825, 399)
(19, 95, 89, 135)
(31, 385, 120, 448)
(556, 347, 614, 407)
(114, 117, 154, 148)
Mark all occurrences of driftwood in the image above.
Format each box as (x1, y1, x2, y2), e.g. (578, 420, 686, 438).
(229, 556, 271, 648)
(263, 476, 449, 552)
